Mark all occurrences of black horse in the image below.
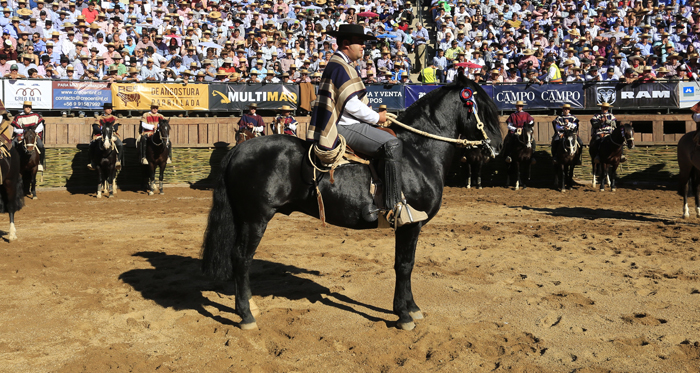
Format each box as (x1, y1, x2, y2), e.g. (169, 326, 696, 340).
(92, 123, 118, 198)
(201, 75, 502, 331)
(461, 146, 492, 189)
(143, 119, 170, 195)
(17, 127, 40, 199)
(676, 131, 700, 218)
(0, 145, 24, 241)
(590, 123, 634, 192)
(552, 128, 582, 192)
(505, 122, 535, 190)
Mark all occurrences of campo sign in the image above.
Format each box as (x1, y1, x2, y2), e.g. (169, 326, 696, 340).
(492, 83, 584, 110)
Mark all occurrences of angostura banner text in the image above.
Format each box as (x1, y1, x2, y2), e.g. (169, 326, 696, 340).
(111, 83, 209, 111)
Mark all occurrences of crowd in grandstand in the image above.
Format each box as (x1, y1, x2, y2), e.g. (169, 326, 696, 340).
(0, 0, 698, 85)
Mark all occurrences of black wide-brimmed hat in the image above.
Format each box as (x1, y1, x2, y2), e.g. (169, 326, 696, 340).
(327, 24, 377, 41)
(104, 103, 112, 110)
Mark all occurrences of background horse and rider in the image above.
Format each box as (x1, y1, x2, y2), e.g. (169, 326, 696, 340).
(504, 122, 535, 190)
(17, 126, 41, 200)
(590, 123, 635, 192)
(552, 127, 582, 192)
(91, 123, 118, 198)
(201, 75, 503, 331)
(140, 118, 171, 195)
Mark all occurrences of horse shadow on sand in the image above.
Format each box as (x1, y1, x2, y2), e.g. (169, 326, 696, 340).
(118, 251, 393, 327)
(515, 205, 676, 224)
(189, 142, 230, 190)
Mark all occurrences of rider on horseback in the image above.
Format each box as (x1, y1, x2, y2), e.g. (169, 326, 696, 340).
(590, 102, 626, 162)
(551, 104, 583, 165)
(11, 101, 45, 172)
(139, 103, 171, 165)
(88, 103, 124, 171)
(238, 103, 265, 135)
(503, 100, 535, 164)
(306, 24, 427, 228)
(273, 105, 298, 136)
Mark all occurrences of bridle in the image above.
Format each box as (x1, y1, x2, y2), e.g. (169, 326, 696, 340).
(151, 122, 170, 147)
(609, 124, 634, 147)
(517, 125, 534, 148)
(561, 129, 579, 155)
(99, 125, 113, 151)
(19, 129, 38, 155)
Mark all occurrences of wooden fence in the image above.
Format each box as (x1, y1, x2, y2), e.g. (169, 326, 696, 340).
(42, 113, 696, 147)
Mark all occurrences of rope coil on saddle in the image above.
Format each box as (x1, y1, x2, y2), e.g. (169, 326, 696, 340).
(308, 135, 349, 227)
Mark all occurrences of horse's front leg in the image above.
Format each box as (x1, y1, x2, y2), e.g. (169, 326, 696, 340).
(475, 161, 483, 189)
(148, 163, 156, 195)
(7, 211, 16, 241)
(158, 164, 165, 195)
(465, 163, 471, 188)
(515, 162, 521, 190)
(393, 223, 424, 330)
(96, 168, 103, 198)
(599, 164, 607, 192)
(559, 164, 566, 192)
(31, 168, 37, 200)
(610, 163, 618, 192)
(234, 221, 268, 330)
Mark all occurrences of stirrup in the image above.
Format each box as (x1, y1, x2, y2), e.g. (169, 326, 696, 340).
(505, 156, 512, 163)
(141, 157, 148, 165)
(115, 160, 122, 170)
(167, 157, 172, 164)
(388, 201, 428, 228)
(87, 163, 95, 171)
(37, 164, 44, 172)
(620, 155, 627, 163)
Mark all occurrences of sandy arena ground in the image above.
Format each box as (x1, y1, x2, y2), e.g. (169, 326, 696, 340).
(0, 184, 699, 372)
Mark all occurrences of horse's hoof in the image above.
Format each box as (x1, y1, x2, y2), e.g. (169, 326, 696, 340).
(97, 193, 102, 199)
(599, 189, 605, 192)
(466, 185, 471, 189)
(159, 191, 164, 195)
(561, 189, 567, 193)
(148, 191, 154, 196)
(108, 194, 113, 198)
(32, 196, 37, 200)
(683, 213, 690, 219)
(478, 186, 483, 190)
(514, 186, 519, 191)
(240, 322, 258, 330)
(695, 207, 700, 218)
(409, 310, 424, 320)
(611, 188, 616, 192)
(8, 234, 17, 242)
(397, 321, 416, 331)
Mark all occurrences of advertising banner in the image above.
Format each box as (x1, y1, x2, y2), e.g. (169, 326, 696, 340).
(584, 82, 678, 109)
(492, 83, 584, 110)
(364, 84, 404, 110)
(3, 80, 53, 109)
(111, 83, 209, 111)
(209, 83, 299, 111)
(404, 85, 441, 107)
(53, 81, 111, 110)
(679, 81, 700, 108)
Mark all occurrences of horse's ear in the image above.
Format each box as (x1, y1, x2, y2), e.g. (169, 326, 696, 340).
(456, 72, 470, 87)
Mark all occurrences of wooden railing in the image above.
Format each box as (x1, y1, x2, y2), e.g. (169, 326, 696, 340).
(42, 114, 695, 147)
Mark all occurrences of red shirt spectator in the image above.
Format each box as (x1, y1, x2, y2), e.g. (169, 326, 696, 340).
(81, 3, 98, 23)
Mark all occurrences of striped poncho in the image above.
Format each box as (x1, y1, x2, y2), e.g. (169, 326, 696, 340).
(306, 52, 368, 150)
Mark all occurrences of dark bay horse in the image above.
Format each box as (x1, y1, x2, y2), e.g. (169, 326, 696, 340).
(17, 127, 40, 199)
(202, 75, 502, 331)
(0, 145, 24, 241)
(461, 146, 492, 189)
(677, 132, 700, 218)
(590, 123, 634, 192)
(505, 122, 535, 190)
(92, 123, 118, 198)
(235, 128, 259, 145)
(144, 118, 170, 195)
(552, 128, 582, 192)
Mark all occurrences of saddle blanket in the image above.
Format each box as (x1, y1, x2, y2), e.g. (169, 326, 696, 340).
(0, 119, 12, 156)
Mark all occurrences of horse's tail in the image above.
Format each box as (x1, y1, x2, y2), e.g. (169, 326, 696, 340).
(201, 151, 237, 280)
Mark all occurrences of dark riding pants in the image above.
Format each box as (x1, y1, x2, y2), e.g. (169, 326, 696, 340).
(337, 122, 403, 210)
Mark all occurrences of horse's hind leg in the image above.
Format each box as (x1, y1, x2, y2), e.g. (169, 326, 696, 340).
(465, 163, 471, 189)
(610, 164, 618, 192)
(148, 164, 156, 195)
(97, 171, 103, 198)
(691, 169, 700, 218)
(476, 161, 483, 189)
(233, 221, 268, 330)
(393, 224, 424, 331)
(514, 163, 521, 190)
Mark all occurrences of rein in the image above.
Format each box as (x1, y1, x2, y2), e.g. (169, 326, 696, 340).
(20, 134, 40, 155)
(608, 126, 633, 147)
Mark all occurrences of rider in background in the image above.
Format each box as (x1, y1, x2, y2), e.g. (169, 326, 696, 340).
(502, 100, 535, 164)
(551, 103, 583, 165)
(139, 102, 171, 165)
(88, 103, 124, 171)
(272, 105, 298, 136)
(12, 100, 45, 171)
(590, 102, 625, 162)
(238, 103, 265, 135)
